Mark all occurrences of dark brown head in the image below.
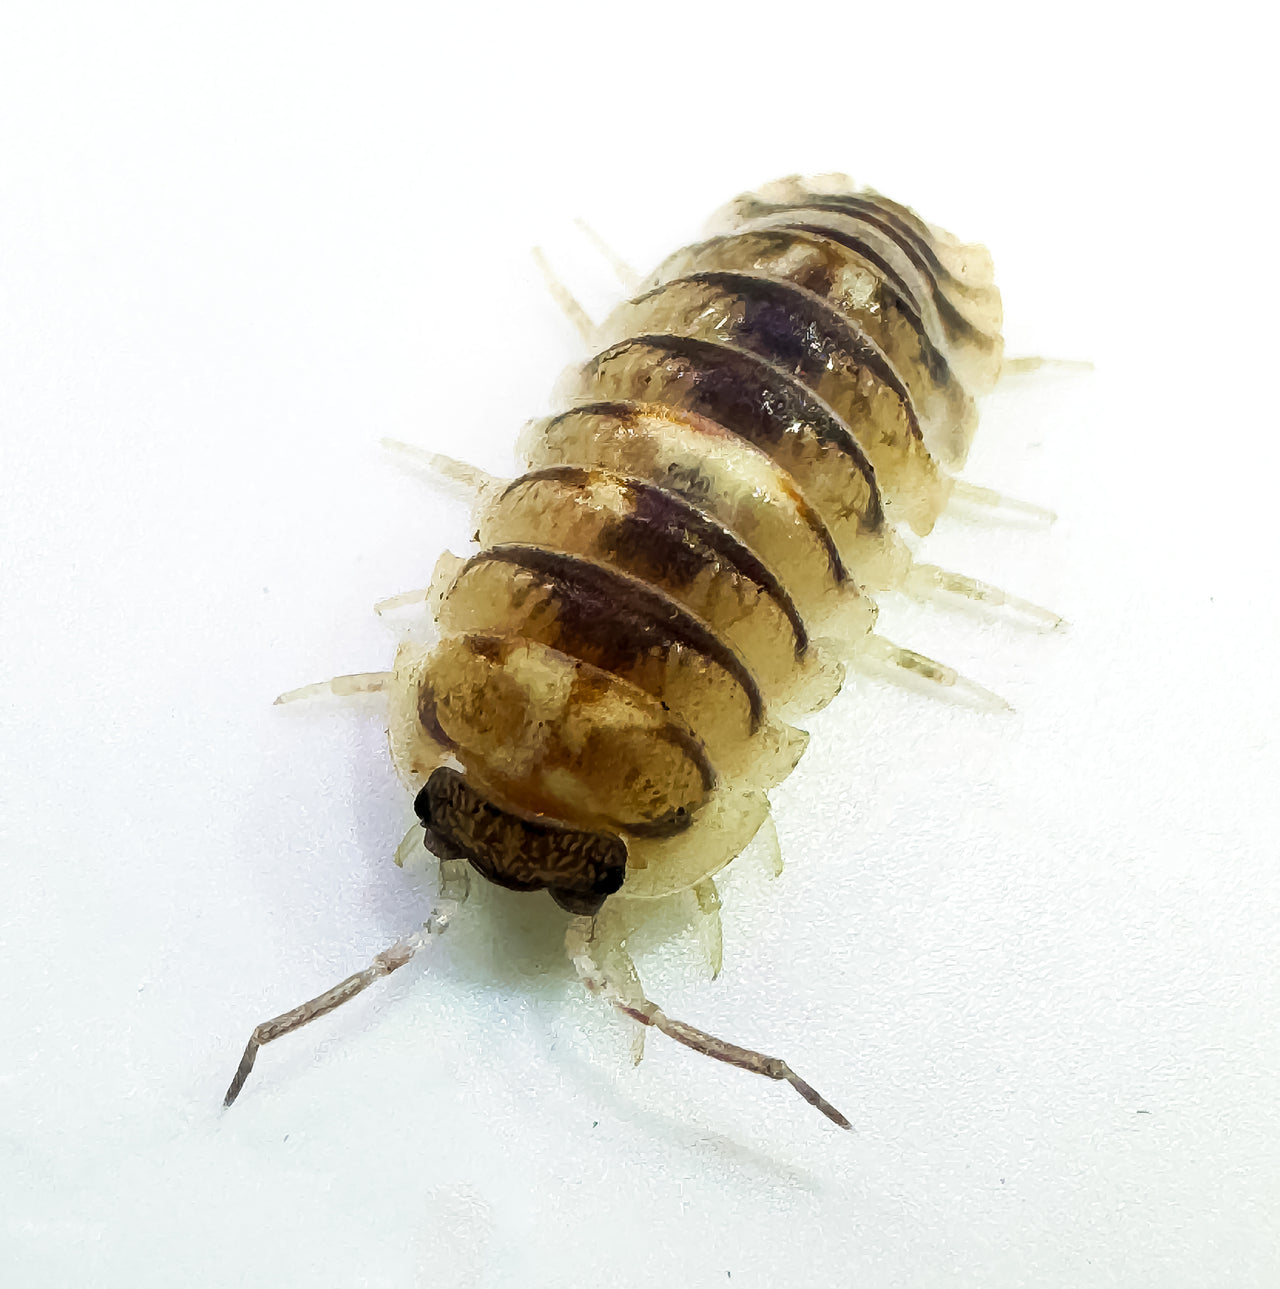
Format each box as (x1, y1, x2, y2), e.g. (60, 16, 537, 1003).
(414, 766, 627, 916)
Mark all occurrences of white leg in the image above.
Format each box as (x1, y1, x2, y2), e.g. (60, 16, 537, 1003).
(223, 858, 470, 1107)
(573, 217, 641, 291)
(274, 671, 393, 705)
(904, 562, 1064, 632)
(531, 246, 597, 343)
(566, 915, 852, 1128)
(691, 878, 724, 979)
(948, 478, 1057, 526)
(852, 634, 1013, 713)
(1000, 355, 1094, 378)
(380, 438, 500, 504)
(755, 812, 784, 880)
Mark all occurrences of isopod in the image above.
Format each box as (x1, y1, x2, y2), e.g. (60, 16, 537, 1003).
(223, 174, 1065, 1129)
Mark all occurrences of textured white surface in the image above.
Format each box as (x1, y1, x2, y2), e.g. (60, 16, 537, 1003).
(2, 4, 1277, 1287)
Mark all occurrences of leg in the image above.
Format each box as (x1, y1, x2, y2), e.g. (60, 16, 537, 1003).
(754, 811, 784, 880)
(566, 916, 852, 1129)
(905, 561, 1064, 632)
(531, 246, 597, 344)
(376, 552, 466, 621)
(380, 437, 501, 504)
(691, 878, 724, 979)
(1000, 355, 1094, 378)
(580, 902, 647, 1064)
(274, 671, 393, 705)
(374, 587, 430, 617)
(573, 217, 641, 291)
(223, 858, 470, 1107)
(853, 634, 1013, 713)
(947, 478, 1057, 526)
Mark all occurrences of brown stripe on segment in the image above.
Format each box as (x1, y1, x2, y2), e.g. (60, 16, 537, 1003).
(620, 722, 718, 839)
(686, 228, 957, 393)
(586, 334, 885, 532)
(785, 194, 962, 297)
(766, 216, 991, 353)
(766, 219, 917, 306)
(465, 543, 767, 731)
(648, 270, 924, 444)
(499, 464, 810, 656)
(541, 400, 851, 588)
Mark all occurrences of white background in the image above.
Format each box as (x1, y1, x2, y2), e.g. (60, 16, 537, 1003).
(2, 3, 1277, 1286)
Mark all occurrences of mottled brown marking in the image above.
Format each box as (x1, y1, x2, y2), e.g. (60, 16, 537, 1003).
(416, 765, 627, 915)
(585, 335, 885, 532)
(540, 399, 852, 586)
(462, 544, 766, 731)
(763, 215, 992, 353)
(636, 270, 924, 443)
(497, 465, 809, 656)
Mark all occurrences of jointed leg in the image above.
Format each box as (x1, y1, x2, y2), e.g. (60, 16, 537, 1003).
(905, 561, 1064, 632)
(380, 438, 500, 503)
(947, 478, 1057, 526)
(691, 878, 724, 979)
(223, 859, 469, 1107)
(273, 672, 393, 705)
(531, 246, 597, 344)
(573, 217, 640, 291)
(853, 633, 1013, 713)
(1000, 355, 1094, 378)
(566, 915, 852, 1129)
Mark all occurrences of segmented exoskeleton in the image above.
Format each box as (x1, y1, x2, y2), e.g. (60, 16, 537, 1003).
(224, 175, 1062, 1128)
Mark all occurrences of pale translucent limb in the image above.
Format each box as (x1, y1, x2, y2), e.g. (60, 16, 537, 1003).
(948, 478, 1057, 526)
(1000, 355, 1095, 377)
(905, 562, 1064, 632)
(380, 437, 499, 503)
(531, 246, 597, 344)
(274, 671, 393, 705)
(754, 811, 784, 880)
(847, 634, 1013, 713)
(374, 587, 430, 617)
(222, 858, 470, 1108)
(691, 878, 724, 979)
(394, 822, 429, 870)
(588, 903, 647, 1065)
(566, 915, 852, 1129)
(573, 217, 641, 291)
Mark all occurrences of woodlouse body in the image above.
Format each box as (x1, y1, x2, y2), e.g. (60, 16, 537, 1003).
(225, 174, 1056, 1127)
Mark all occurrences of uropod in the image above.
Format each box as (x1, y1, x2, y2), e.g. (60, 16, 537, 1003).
(223, 174, 1069, 1129)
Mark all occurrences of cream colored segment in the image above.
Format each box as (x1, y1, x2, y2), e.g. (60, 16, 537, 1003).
(620, 786, 771, 900)
(474, 474, 817, 708)
(722, 208, 1003, 395)
(386, 641, 453, 789)
(724, 174, 1003, 329)
(433, 553, 808, 789)
(521, 408, 873, 642)
(639, 230, 978, 480)
(424, 634, 714, 836)
(598, 278, 946, 539)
